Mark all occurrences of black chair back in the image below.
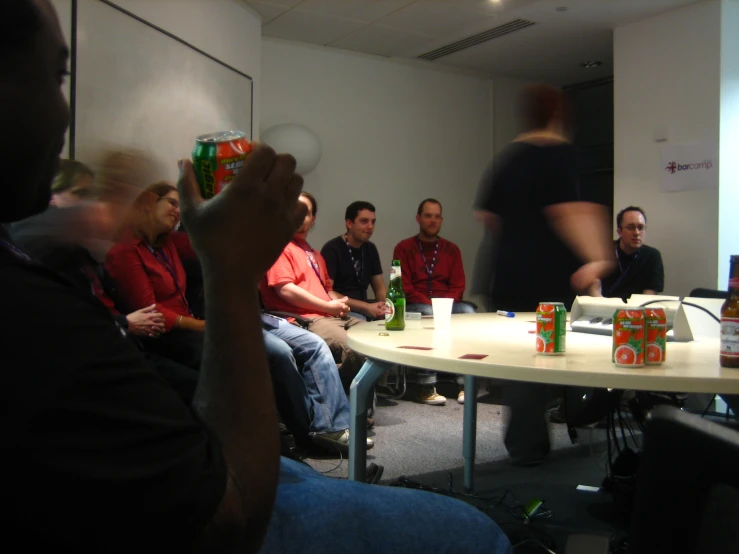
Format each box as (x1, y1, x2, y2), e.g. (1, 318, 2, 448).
(689, 287, 728, 299)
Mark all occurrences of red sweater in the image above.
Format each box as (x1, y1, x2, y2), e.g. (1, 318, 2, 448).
(392, 235, 466, 305)
(105, 231, 193, 331)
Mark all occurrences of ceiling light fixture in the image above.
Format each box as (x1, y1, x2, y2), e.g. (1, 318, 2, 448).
(580, 61, 602, 68)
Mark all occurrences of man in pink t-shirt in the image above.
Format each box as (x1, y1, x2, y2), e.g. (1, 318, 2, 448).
(260, 192, 365, 392)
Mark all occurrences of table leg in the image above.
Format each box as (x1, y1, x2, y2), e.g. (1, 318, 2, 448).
(463, 374, 478, 492)
(349, 358, 389, 482)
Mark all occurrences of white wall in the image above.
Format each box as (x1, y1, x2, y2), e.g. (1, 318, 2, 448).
(97, 0, 262, 140)
(493, 76, 529, 156)
(55, 0, 261, 165)
(614, 0, 722, 296)
(261, 39, 494, 291)
(718, 0, 739, 284)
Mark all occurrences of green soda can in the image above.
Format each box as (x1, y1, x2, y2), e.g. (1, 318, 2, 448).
(536, 302, 566, 355)
(192, 131, 251, 199)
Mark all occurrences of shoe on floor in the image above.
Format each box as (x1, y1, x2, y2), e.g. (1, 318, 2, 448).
(457, 390, 465, 404)
(413, 385, 446, 406)
(311, 429, 375, 455)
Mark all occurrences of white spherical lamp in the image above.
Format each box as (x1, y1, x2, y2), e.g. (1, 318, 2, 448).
(261, 123, 323, 175)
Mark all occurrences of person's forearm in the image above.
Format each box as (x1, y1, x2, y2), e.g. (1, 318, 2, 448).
(177, 315, 206, 332)
(277, 283, 330, 314)
(344, 297, 371, 315)
(194, 275, 279, 553)
(372, 281, 387, 303)
(545, 202, 613, 264)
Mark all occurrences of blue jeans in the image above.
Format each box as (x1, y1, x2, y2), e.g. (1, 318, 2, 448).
(262, 316, 350, 439)
(259, 457, 512, 554)
(406, 301, 477, 315)
(404, 302, 476, 387)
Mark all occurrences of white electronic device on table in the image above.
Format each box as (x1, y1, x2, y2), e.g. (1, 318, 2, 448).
(569, 295, 695, 342)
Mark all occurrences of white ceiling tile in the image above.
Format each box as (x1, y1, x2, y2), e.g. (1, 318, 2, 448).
(330, 25, 439, 58)
(245, 1, 290, 23)
(255, 0, 703, 84)
(246, 0, 304, 7)
(416, 0, 541, 17)
(297, 0, 417, 23)
(262, 9, 368, 44)
(379, 2, 501, 37)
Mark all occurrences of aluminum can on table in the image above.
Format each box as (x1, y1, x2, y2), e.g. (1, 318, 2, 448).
(613, 308, 646, 367)
(536, 302, 566, 355)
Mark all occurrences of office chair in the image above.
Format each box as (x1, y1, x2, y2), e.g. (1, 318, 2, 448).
(689, 287, 729, 300)
(564, 405, 739, 554)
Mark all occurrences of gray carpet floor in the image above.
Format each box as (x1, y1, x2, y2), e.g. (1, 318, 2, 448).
(303, 380, 611, 482)
(295, 380, 627, 553)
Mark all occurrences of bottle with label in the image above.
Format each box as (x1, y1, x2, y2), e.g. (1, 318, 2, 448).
(720, 255, 739, 368)
(385, 259, 406, 331)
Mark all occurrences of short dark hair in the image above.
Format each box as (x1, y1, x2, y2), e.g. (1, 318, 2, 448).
(51, 160, 94, 194)
(417, 198, 442, 215)
(345, 201, 375, 222)
(1, 0, 41, 57)
(616, 206, 647, 228)
(301, 192, 317, 217)
(517, 84, 570, 131)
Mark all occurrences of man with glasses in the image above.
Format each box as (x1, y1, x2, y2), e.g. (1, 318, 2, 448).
(596, 206, 664, 301)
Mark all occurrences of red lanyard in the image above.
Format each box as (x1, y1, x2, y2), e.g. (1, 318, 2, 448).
(146, 243, 192, 315)
(293, 240, 328, 293)
(416, 236, 439, 297)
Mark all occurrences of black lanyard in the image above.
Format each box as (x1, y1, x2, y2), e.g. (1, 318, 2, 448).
(293, 240, 329, 293)
(344, 235, 364, 284)
(0, 237, 32, 262)
(146, 243, 192, 314)
(416, 236, 439, 297)
(608, 244, 639, 295)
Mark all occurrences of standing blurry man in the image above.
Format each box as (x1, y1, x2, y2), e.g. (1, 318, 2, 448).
(475, 84, 614, 465)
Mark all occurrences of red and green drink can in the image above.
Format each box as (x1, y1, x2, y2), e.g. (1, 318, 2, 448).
(645, 307, 667, 364)
(192, 131, 251, 199)
(612, 308, 646, 367)
(536, 302, 566, 355)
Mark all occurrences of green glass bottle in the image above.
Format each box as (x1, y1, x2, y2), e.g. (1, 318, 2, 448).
(385, 259, 406, 331)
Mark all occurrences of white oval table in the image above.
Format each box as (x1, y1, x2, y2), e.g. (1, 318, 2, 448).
(346, 313, 739, 488)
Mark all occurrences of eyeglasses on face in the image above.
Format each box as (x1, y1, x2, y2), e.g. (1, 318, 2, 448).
(159, 197, 180, 210)
(620, 224, 646, 232)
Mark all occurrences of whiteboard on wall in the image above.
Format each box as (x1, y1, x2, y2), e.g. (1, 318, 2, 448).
(74, 0, 253, 182)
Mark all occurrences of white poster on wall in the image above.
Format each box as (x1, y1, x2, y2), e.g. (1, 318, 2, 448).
(660, 142, 719, 192)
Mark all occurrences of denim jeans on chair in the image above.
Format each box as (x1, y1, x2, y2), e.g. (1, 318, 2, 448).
(405, 301, 476, 386)
(262, 316, 350, 439)
(259, 457, 512, 554)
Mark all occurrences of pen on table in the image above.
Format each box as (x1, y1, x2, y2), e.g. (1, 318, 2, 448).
(496, 310, 515, 318)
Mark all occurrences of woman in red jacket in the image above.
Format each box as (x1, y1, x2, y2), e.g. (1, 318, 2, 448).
(106, 182, 204, 369)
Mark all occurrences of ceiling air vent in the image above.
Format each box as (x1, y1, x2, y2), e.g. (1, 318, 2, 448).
(418, 19, 536, 61)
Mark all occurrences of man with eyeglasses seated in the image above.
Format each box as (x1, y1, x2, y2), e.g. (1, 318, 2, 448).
(593, 206, 664, 301)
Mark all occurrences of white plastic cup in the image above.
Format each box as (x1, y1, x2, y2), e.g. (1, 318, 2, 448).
(431, 298, 453, 330)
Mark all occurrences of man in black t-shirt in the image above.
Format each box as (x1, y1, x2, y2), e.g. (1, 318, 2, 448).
(321, 201, 387, 320)
(598, 206, 664, 301)
(475, 84, 615, 465)
(0, 3, 513, 552)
